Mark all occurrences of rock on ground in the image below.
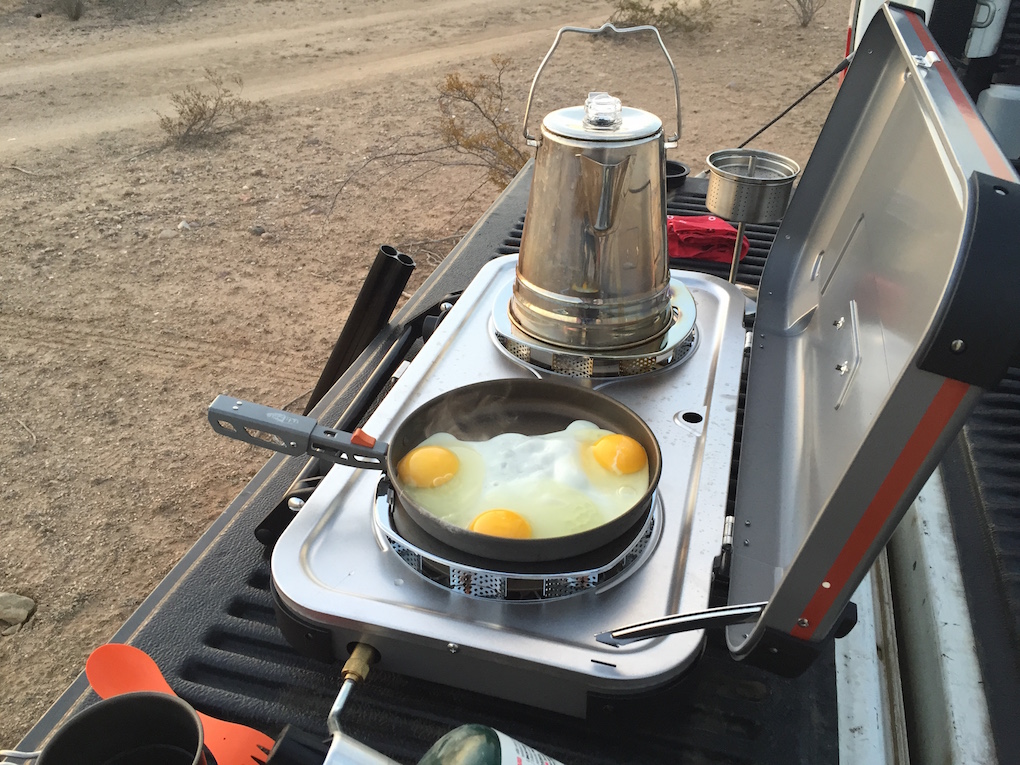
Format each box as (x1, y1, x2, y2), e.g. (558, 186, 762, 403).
(0, 592, 36, 630)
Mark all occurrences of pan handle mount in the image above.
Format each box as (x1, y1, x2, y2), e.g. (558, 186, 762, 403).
(208, 395, 388, 469)
(595, 601, 767, 647)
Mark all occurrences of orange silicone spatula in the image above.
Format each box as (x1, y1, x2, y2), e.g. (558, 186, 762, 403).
(86, 643, 274, 765)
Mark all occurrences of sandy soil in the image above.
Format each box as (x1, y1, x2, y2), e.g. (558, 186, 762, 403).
(0, 0, 846, 747)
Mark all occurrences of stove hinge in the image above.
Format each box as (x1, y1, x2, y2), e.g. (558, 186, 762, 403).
(713, 515, 736, 586)
(722, 514, 735, 547)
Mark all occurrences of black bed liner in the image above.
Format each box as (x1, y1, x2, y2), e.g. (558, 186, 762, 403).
(16, 172, 1020, 764)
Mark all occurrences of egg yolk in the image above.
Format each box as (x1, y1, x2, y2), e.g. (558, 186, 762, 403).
(591, 434, 647, 475)
(397, 445, 459, 488)
(469, 509, 532, 538)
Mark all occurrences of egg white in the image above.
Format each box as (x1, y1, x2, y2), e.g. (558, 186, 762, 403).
(399, 421, 650, 539)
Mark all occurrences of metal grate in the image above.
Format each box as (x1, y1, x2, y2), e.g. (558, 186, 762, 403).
(665, 192, 779, 287)
(956, 369, 1020, 611)
(497, 216, 525, 255)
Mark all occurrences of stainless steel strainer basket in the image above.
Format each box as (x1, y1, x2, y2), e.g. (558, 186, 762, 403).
(706, 149, 800, 223)
(705, 148, 800, 287)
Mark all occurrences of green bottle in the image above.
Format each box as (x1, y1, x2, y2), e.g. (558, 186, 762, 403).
(417, 724, 565, 765)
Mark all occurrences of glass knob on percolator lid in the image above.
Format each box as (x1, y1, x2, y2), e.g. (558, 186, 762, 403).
(584, 91, 623, 129)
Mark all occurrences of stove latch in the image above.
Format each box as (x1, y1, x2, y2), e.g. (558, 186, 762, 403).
(911, 51, 941, 70)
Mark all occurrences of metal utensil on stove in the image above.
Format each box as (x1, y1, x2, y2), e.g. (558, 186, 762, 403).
(595, 601, 768, 646)
(705, 148, 800, 290)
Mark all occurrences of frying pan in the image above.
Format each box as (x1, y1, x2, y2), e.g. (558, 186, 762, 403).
(208, 378, 661, 562)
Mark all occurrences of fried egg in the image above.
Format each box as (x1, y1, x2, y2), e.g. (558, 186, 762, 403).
(396, 421, 649, 539)
(469, 509, 532, 538)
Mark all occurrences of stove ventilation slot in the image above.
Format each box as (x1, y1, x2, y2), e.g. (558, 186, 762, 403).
(620, 357, 658, 376)
(543, 575, 597, 598)
(552, 354, 595, 377)
(624, 524, 654, 566)
(375, 486, 662, 601)
(391, 540, 423, 573)
(450, 570, 507, 599)
(501, 336, 532, 363)
(493, 326, 699, 380)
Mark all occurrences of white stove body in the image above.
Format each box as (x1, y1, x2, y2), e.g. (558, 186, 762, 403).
(272, 256, 747, 716)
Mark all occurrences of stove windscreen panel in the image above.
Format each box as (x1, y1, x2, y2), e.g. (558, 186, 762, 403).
(727, 4, 1020, 660)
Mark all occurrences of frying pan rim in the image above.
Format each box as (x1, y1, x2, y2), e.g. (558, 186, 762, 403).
(383, 377, 662, 563)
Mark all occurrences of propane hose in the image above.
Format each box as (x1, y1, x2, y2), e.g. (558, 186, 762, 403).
(265, 643, 396, 765)
(321, 644, 399, 765)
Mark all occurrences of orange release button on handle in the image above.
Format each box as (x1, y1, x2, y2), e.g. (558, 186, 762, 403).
(351, 428, 376, 448)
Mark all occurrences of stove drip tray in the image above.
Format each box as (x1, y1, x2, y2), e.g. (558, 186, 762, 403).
(375, 477, 662, 601)
(492, 276, 699, 379)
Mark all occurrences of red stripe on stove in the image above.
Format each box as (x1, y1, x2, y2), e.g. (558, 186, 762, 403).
(903, 12, 1014, 179)
(790, 378, 970, 640)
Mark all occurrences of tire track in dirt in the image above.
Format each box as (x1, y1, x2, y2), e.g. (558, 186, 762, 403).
(0, 313, 317, 392)
(0, 5, 606, 154)
(0, 0, 505, 86)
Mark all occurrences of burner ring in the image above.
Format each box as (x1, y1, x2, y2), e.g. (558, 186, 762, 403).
(491, 276, 699, 379)
(374, 478, 662, 601)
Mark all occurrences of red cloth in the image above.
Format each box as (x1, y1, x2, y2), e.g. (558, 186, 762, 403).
(667, 215, 749, 264)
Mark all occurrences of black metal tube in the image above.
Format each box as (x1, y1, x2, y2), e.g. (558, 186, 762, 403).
(304, 245, 414, 414)
(257, 323, 420, 547)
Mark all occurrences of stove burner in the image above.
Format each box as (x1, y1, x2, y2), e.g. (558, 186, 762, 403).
(374, 478, 662, 601)
(491, 276, 699, 379)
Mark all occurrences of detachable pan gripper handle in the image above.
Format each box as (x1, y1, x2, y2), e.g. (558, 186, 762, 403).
(208, 395, 388, 469)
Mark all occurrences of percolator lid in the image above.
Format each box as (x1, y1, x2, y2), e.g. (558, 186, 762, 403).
(542, 92, 662, 142)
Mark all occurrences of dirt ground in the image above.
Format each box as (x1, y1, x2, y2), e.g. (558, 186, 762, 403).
(0, 0, 845, 747)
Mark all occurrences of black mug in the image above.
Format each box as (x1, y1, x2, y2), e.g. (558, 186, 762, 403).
(36, 692, 206, 765)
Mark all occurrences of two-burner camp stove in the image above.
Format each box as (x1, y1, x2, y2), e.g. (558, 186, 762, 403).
(270, 259, 747, 717)
(255, 3, 1020, 723)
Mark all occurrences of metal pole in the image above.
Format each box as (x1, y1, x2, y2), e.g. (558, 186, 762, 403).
(728, 221, 746, 284)
(305, 245, 414, 414)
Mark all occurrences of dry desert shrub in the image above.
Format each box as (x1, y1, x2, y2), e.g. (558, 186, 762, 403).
(785, 0, 827, 27)
(157, 69, 270, 145)
(437, 55, 528, 187)
(327, 56, 527, 253)
(607, 0, 714, 36)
